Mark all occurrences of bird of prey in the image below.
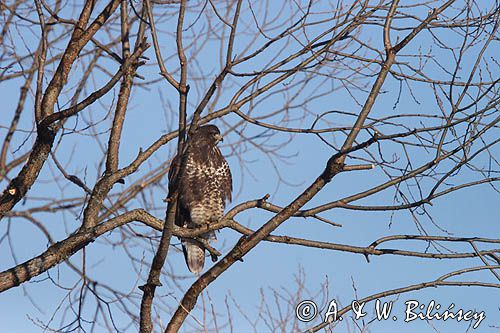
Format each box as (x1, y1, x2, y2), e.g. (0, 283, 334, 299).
(169, 125, 232, 274)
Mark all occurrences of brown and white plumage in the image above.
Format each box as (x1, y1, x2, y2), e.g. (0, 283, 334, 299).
(169, 125, 232, 274)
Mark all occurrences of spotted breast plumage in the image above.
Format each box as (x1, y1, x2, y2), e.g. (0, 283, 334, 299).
(169, 125, 232, 274)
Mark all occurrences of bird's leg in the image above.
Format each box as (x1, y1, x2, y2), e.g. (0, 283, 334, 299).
(206, 215, 220, 241)
(208, 215, 219, 223)
(195, 237, 221, 262)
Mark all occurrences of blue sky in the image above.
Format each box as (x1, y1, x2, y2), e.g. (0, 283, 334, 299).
(0, 1, 499, 332)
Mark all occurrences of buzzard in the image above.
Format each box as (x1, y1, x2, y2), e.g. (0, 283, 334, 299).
(169, 125, 232, 274)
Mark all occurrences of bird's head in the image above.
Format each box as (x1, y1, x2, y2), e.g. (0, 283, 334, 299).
(192, 125, 224, 146)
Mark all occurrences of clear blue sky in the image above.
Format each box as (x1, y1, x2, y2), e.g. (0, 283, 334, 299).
(0, 1, 498, 332)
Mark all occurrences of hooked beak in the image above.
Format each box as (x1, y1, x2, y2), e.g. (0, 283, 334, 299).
(215, 134, 224, 143)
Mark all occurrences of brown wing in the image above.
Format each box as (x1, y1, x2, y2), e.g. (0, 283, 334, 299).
(168, 153, 179, 185)
(168, 153, 191, 228)
(217, 147, 232, 203)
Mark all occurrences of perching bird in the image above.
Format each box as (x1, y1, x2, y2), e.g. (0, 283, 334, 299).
(168, 125, 232, 274)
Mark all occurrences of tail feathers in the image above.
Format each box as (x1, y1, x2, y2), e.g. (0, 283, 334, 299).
(182, 239, 205, 274)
